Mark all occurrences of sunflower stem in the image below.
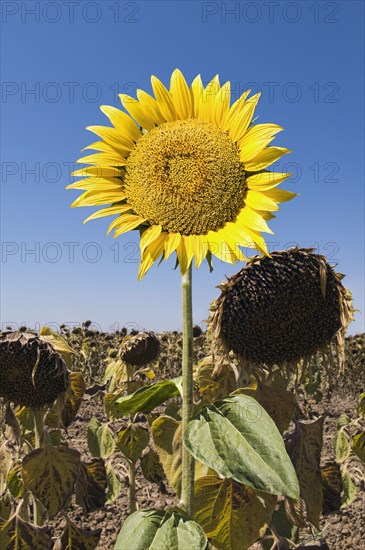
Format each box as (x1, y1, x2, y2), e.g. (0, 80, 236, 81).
(128, 459, 137, 513)
(180, 264, 195, 517)
(33, 409, 45, 526)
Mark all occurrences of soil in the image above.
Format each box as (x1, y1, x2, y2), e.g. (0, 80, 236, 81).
(53, 389, 364, 550)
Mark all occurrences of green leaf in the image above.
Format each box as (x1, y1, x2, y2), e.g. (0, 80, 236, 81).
(234, 384, 297, 434)
(285, 417, 324, 528)
(195, 357, 236, 403)
(352, 431, 365, 463)
(116, 424, 149, 463)
(22, 446, 80, 517)
(334, 427, 351, 463)
(195, 476, 276, 550)
(0, 512, 52, 549)
(140, 449, 165, 484)
(60, 371, 86, 428)
(114, 509, 207, 550)
(54, 516, 101, 549)
(105, 380, 180, 419)
(184, 395, 299, 499)
(105, 464, 121, 504)
(340, 468, 357, 508)
(0, 495, 12, 521)
(7, 464, 25, 499)
(40, 326, 77, 368)
(152, 416, 212, 497)
(87, 418, 115, 459)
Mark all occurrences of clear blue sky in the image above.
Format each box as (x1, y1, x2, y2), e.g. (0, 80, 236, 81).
(1, 0, 364, 334)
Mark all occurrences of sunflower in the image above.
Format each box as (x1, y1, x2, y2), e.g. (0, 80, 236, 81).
(68, 69, 296, 279)
(210, 248, 354, 378)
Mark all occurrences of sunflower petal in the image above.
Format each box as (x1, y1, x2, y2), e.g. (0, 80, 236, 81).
(240, 124, 283, 162)
(176, 235, 194, 273)
(72, 166, 122, 178)
(164, 233, 182, 260)
(72, 190, 127, 208)
(236, 206, 274, 234)
(228, 93, 261, 143)
(191, 74, 204, 118)
(206, 231, 234, 263)
(66, 178, 124, 191)
(214, 81, 231, 127)
(200, 75, 220, 123)
(82, 141, 116, 153)
(221, 89, 251, 130)
(140, 225, 162, 254)
(76, 152, 127, 167)
(246, 171, 291, 191)
(151, 75, 177, 122)
(100, 105, 141, 142)
(245, 190, 280, 212)
(238, 225, 269, 255)
(111, 215, 145, 237)
(138, 233, 168, 280)
(263, 188, 297, 203)
(244, 146, 291, 171)
(83, 204, 131, 223)
(86, 125, 134, 153)
(136, 89, 165, 125)
(193, 235, 208, 269)
(219, 222, 252, 250)
(170, 69, 193, 119)
(119, 94, 157, 131)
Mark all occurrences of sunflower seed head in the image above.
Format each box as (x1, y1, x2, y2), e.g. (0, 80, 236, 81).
(210, 248, 354, 370)
(0, 331, 69, 409)
(119, 331, 160, 367)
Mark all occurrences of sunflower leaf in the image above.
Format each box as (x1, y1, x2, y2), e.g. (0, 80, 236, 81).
(184, 394, 299, 499)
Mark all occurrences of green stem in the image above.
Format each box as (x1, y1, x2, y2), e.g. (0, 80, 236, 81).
(33, 409, 45, 526)
(180, 264, 195, 517)
(128, 460, 137, 513)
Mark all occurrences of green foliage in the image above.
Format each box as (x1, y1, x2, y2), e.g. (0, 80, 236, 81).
(185, 395, 299, 499)
(87, 418, 115, 459)
(116, 424, 149, 463)
(0, 511, 52, 549)
(114, 509, 207, 550)
(22, 446, 81, 517)
(194, 476, 276, 550)
(105, 379, 181, 419)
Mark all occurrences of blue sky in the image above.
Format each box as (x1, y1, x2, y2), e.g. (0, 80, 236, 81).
(1, 0, 364, 334)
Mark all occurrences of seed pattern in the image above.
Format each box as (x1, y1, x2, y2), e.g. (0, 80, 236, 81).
(124, 119, 246, 235)
(0, 331, 69, 409)
(211, 248, 353, 368)
(119, 332, 160, 367)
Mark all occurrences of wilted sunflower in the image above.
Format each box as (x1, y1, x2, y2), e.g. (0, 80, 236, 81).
(0, 331, 69, 409)
(210, 248, 354, 378)
(119, 332, 160, 367)
(68, 69, 296, 279)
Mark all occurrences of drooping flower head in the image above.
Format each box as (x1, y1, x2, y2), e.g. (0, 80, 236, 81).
(119, 332, 160, 367)
(210, 248, 354, 378)
(0, 331, 69, 409)
(68, 70, 296, 279)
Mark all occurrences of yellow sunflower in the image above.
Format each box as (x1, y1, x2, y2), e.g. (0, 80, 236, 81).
(68, 69, 296, 279)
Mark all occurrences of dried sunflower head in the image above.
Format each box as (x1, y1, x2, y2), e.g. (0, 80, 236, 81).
(0, 331, 69, 409)
(210, 248, 353, 377)
(119, 332, 160, 367)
